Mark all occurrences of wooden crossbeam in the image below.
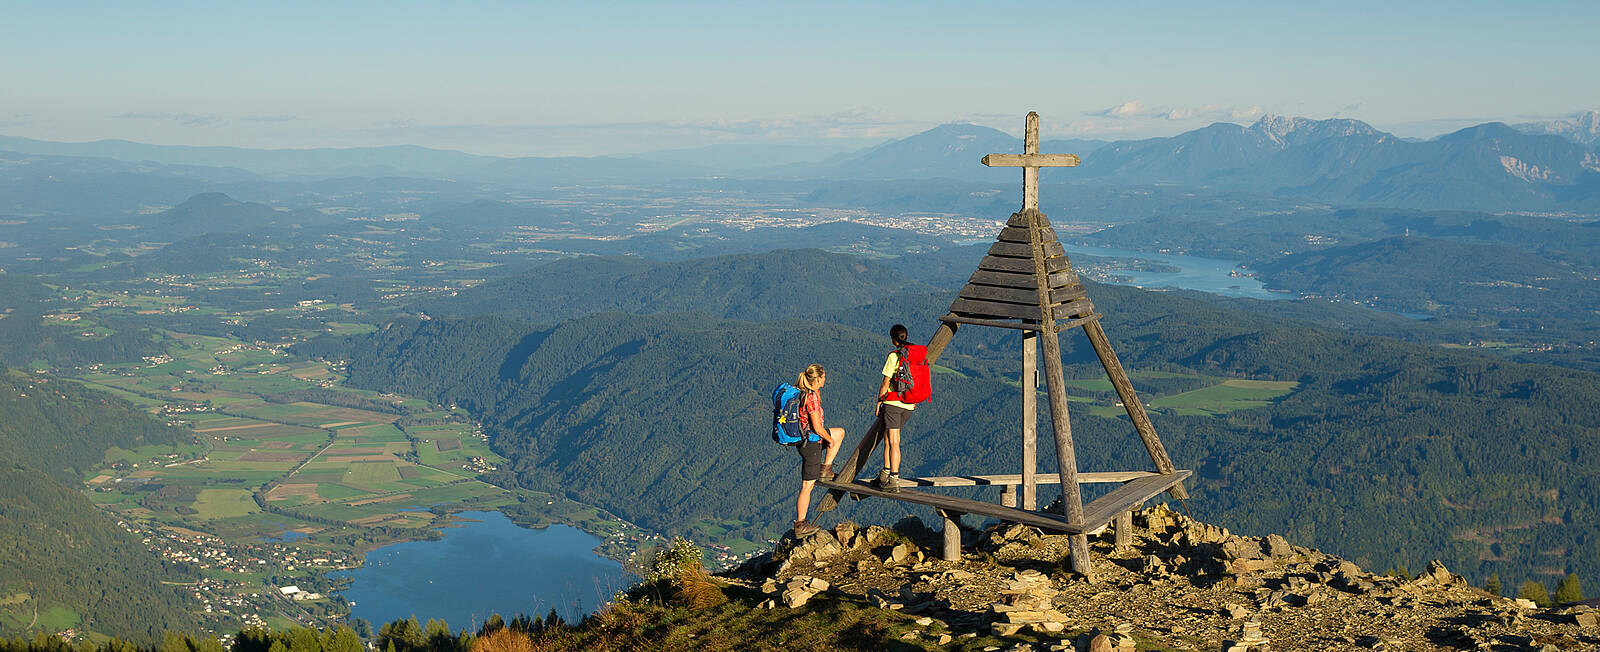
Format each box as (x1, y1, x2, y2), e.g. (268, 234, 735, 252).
(819, 470, 1190, 534)
(900, 471, 1158, 487)
(981, 153, 1081, 168)
(818, 479, 1087, 534)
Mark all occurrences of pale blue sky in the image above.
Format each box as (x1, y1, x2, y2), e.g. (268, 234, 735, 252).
(2, 1, 1596, 155)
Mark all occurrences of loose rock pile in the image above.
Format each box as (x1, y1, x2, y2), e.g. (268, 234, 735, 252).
(729, 504, 1600, 650)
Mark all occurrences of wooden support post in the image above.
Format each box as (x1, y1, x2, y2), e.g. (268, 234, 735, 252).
(939, 509, 963, 561)
(999, 484, 1017, 508)
(1115, 510, 1133, 551)
(1040, 326, 1091, 579)
(818, 322, 960, 513)
(924, 321, 960, 366)
(1022, 331, 1038, 511)
(1080, 320, 1188, 500)
(1027, 209, 1092, 580)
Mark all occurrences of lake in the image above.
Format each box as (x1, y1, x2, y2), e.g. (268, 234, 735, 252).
(334, 511, 635, 630)
(1056, 243, 1284, 300)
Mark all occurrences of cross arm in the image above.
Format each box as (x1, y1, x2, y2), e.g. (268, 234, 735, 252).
(981, 153, 1081, 168)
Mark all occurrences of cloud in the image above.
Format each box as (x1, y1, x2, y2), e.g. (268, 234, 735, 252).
(114, 112, 224, 127)
(0, 114, 32, 129)
(1090, 101, 1266, 123)
(241, 114, 302, 123)
(1092, 101, 1149, 118)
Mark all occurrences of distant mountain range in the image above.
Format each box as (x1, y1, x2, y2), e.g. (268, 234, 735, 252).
(1515, 110, 1600, 148)
(0, 134, 694, 185)
(5, 110, 1599, 212)
(815, 115, 1600, 212)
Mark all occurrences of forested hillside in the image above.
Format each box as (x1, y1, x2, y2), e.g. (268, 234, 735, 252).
(418, 249, 937, 323)
(0, 367, 191, 480)
(0, 367, 201, 640)
(1256, 236, 1599, 320)
(300, 262, 1600, 593)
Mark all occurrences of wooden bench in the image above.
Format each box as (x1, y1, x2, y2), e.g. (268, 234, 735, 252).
(819, 469, 1191, 561)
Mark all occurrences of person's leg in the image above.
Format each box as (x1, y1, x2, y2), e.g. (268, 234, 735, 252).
(796, 441, 822, 529)
(885, 427, 901, 475)
(822, 427, 845, 467)
(796, 478, 816, 522)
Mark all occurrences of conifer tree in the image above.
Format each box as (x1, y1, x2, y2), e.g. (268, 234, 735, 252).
(1483, 573, 1503, 596)
(1554, 573, 1584, 604)
(1517, 580, 1552, 607)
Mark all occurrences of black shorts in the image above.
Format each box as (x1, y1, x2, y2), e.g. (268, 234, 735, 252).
(797, 439, 826, 481)
(879, 404, 912, 430)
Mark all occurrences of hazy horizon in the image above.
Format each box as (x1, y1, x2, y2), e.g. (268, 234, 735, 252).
(3, 1, 1597, 157)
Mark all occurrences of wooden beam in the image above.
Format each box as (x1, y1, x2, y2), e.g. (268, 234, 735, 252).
(995, 225, 1061, 244)
(976, 254, 1072, 275)
(958, 283, 1086, 306)
(1030, 209, 1092, 579)
(981, 153, 1082, 168)
(999, 484, 1017, 508)
(1022, 331, 1038, 511)
(938, 509, 963, 561)
(1080, 471, 1192, 528)
(818, 472, 1191, 535)
(1006, 211, 1052, 228)
(965, 268, 1080, 291)
(949, 296, 1094, 322)
(901, 471, 1159, 487)
(1114, 510, 1133, 551)
(1053, 314, 1103, 332)
(939, 314, 1046, 332)
(1079, 320, 1189, 500)
(817, 479, 1086, 533)
(989, 240, 1066, 259)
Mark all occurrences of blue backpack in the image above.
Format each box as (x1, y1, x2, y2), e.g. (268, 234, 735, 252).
(771, 383, 816, 445)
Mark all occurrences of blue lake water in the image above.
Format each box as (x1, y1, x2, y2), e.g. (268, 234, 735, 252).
(333, 511, 635, 630)
(1056, 243, 1284, 301)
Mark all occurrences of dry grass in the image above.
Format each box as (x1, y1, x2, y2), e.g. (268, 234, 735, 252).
(671, 568, 727, 610)
(472, 629, 533, 652)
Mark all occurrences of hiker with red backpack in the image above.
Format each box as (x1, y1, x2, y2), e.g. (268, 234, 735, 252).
(777, 363, 845, 536)
(871, 324, 931, 492)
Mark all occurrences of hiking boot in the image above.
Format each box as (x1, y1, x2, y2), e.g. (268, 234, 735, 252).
(818, 465, 836, 482)
(885, 472, 902, 493)
(876, 468, 897, 492)
(793, 519, 820, 536)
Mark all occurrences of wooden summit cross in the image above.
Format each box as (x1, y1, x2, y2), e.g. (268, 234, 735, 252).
(817, 112, 1191, 579)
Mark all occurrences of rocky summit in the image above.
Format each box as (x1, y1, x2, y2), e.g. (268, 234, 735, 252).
(726, 505, 1600, 651)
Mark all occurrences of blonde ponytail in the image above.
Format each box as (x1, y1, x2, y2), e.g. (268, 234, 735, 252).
(796, 363, 826, 393)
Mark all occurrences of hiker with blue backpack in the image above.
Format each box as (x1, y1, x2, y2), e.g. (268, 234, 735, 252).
(773, 363, 844, 536)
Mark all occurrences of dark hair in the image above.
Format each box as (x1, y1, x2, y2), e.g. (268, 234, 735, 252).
(889, 324, 910, 347)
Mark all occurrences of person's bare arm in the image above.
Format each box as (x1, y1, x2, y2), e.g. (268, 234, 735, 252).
(809, 406, 831, 442)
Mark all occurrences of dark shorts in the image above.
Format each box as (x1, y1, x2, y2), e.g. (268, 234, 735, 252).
(797, 438, 826, 481)
(879, 404, 912, 430)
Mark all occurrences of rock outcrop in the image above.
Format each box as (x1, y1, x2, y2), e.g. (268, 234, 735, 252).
(730, 503, 1600, 650)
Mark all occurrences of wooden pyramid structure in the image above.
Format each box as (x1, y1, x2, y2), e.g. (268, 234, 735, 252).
(817, 112, 1191, 579)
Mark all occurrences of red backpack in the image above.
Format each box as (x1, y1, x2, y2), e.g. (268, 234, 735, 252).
(881, 344, 932, 404)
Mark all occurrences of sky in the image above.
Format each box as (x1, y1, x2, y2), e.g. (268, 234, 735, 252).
(3, 0, 1597, 156)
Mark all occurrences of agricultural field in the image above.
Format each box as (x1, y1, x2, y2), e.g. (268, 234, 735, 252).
(1055, 371, 1298, 417)
(68, 326, 532, 631)
(1148, 379, 1299, 416)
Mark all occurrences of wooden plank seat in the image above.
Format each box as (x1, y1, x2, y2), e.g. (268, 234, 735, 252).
(817, 478, 1088, 533)
(1079, 470, 1192, 529)
(818, 470, 1191, 535)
